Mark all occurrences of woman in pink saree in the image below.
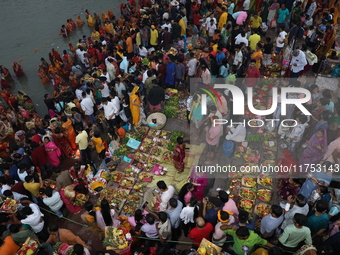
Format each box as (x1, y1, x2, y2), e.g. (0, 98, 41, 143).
(299, 128, 328, 172)
(189, 168, 208, 201)
(43, 136, 61, 167)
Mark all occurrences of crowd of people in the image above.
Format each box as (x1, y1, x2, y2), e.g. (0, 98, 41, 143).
(0, 0, 339, 254)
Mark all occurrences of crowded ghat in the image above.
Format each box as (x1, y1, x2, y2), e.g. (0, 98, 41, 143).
(1, 0, 340, 254)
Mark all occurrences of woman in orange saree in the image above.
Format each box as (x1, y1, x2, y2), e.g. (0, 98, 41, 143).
(61, 116, 77, 150)
(251, 43, 264, 69)
(38, 67, 50, 84)
(76, 16, 83, 27)
(108, 10, 115, 20)
(102, 12, 109, 23)
(66, 19, 74, 32)
(69, 18, 76, 30)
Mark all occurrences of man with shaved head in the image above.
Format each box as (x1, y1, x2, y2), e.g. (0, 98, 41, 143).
(188, 217, 213, 249)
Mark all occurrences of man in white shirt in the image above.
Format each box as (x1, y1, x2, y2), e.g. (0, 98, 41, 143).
(226, 123, 246, 142)
(99, 76, 110, 98)
(76, 47, 85, 64)
(142, 66, 148, 83)
(139, 45, 148, 58)
(243, 0, 250, 11)
(106, 58, 116, 82)
(114, 78, 126, 99)
(100, 98, 119, 128)
(233, 46, 243, 69)
(161, 20, 172, 32)
(206, 19, 217, 38)
(75, 84, 84, 102)
(275, 27, 287, 54)
(80, 92, 95, 124)
(42, 187, 64, 217)
(109, 91, 120, 112)
(281, 194, 309, 230)
(235, 32, 249, 46)
(14, 200, 45, 234)
(290, 49, 307, 78)
(156, 181, 175, 211)
(187, 53, 198, 77)
(205, 13, 217, 27)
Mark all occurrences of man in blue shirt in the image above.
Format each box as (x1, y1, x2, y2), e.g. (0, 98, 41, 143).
(277, 4, 290, 33)
(167, 197, 183, 243)
(203, 196, 223, 225)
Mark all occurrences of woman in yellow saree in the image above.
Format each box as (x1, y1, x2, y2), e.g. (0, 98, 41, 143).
(91, 30, 100, 41)
(251, 43, 264, 69)
(129, 86, 141, 126)
(87, 14, 95, 27)
(76, 15, 83, 27)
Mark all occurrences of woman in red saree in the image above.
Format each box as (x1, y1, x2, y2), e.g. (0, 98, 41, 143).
(62, 50, 73, 70)
(173, 137, 186, 173)
(52, 127, 73, 157)
(12, 62, 24, 77)
(44, 136, 61, 167)
(52, 48, 62, 62)
(0, 65, 12, 88)
(60, 184, 86, 214)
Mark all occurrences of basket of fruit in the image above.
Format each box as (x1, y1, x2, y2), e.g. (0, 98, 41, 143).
(104, 227, 131, 253)
(1, 198, 18, 213)
(15, 237, 40, 255)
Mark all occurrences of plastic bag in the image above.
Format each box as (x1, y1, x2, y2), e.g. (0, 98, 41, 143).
(119, 109, 128, 122)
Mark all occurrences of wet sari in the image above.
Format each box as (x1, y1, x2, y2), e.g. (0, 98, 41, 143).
(173, 144, 185, 173)
(62, 118, 77, 150)
(87, 15, 95, 27)
(12, 62, 24, 77)
(70, 19, 76, 30)
(129, 86, 141, 125)
(102, 12, 109, 22)
(76, 16, 83, 27)
(52, 49, 62, 62)
(108, 10, 115, 20)
(38, 68, 50, 84)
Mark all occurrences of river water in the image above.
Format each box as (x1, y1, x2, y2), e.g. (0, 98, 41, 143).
(0, 0, 124, 115)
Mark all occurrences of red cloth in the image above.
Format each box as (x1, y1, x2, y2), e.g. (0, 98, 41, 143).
(245, 66, 260, 87)
(32, 134, 41, 145)
(31, 145, 49, 167)
(193, 13, 201, 26)
(188, 223, 214, 247)
(11, 182, 29, 196)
